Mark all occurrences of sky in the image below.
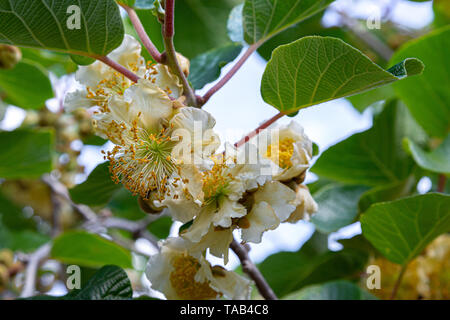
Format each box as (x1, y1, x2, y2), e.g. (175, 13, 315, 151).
(0, 0, 435, 272)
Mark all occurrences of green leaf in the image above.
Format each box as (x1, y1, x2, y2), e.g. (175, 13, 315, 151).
(0, 0, 124, 57)
(312, 101, 418, 186)
(284, 280, 377, 300)
(0, 224, 49, 252)
(391, 26, 450, 138)
(405, 134, 450, 175)
(51, 231, 132, 269)
(311, 185, 369, 234)
(358, 177, 416, 213)
(261, 36, 424, 114)
(259, 235, 368, 297)
(26, 265, 133, 300)
(361, 193, 450, 265)
(189, 43, 243, 89)
(433, 0, 450, 28)
(107, 188, 145, 221)
(347, 85, 395, 113)
(147, 216, 172, 239)
(242, 0, 333, 44)
(0, 60, 53, 110)
(70, 162, 120, 207)
(0, 129, 53, 179)
(66, 265, 132, 300)
(70, 54, 95, 66)
(20, 48, 76, 76)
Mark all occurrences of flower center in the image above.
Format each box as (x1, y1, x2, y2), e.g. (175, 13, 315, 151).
(169, 255, 218, 300)
(202, 162, 231, 204)
(265, 137, 295, 169)
(105, 122, 180, 201)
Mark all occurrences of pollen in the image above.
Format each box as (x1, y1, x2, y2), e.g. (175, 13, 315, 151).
(201, 160, 230, 203)
(265, 137, 295, 169)
(169, 255, 218, 300)
(105, 118, 179, 201)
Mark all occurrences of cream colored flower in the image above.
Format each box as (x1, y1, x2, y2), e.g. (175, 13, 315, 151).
(286, 184, 318, 223)
(241, 181, 296, 243)
(75, 34, 146, 89)
(146, 237, 251, 300)
(260, 121, 313, 181)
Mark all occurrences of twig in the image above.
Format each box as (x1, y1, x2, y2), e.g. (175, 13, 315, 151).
(20, 243, 51, 298)
(390, 263, 407, 300)
(42, 174, 97, 222)
(96, 55, 140, 83)
(120, 4, 163, 63)
(437, 174, 446, 193)
(230, 239, 278, 300)
(49, 187, 62, 237)
(161, 0, 198, 106)
(336, 9, 394, 61)
(233, 112, 285, 149)
(43, 174, 160, 249)
(201, 43, 261, 105)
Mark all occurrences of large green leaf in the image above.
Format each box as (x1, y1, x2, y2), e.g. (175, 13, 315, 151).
(358, 177, 416, 213)
(0, 0, 124, 57)
(361, 193, 450, 265)
(284, 280, 377, 300)
(51, 231, 133, 269)
(259, 237, 368, 297)
(27, 265, 133, 300)
(66, 265, 132, 300)
(242, 0, 333, 44)
(311, 185, 369, 234)
(189, 43, 242, 89)
(261, 36, 424, 114)
(405, 134, 450, 175)
(0, 60, 53, 110)
(0, 129, 53, 179)
(312, 101, 418, 186)
(0, 223, 49, 252)
(70, 162, 120, 207)
(391, 26, 450, 138)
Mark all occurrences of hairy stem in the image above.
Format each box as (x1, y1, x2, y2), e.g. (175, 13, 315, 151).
(96, 55, 140, 83)
(390, 263, 408, 300)
(230, 239, 278, 300)
(20, 243, 51, 298)
(120, 4, 163, 63)
(161, 0, 198, 106)
(233, 112, 285, 149)
(201, 43, 261, 105)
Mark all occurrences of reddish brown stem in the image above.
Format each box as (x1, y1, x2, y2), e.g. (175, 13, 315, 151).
(437, 174, 446, 193)
(121, 4, 163, 63)
(230, 239, 278, 300)
(234, 112, 285, 148)
(164, 0, 175, 38)
(202, 43, 261, 104)
(96, 56, 140, 83)
(390, 264, 407, 300)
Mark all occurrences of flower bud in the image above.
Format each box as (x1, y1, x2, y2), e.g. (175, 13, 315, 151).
(138, 196, 164, 215)
(0, 250, 13, 268)
(176, 52, 190, 76)
(0, 44, 22, 70)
